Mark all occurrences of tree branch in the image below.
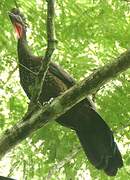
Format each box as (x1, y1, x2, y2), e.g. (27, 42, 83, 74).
(33, 0, 57, 102)
(0, 49, 130, 158)
(4, 65, 18, 84)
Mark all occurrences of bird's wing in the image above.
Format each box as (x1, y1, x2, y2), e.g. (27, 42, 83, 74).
(49, 62, 76, 88)
(49, 62, 94, 107)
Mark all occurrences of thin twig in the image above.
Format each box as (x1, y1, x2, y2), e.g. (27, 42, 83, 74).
(4, 63, 37, 85)
(4, 65, 18, 84)
(19, 63, 38, 76)
(14, 0, 19, 8)
(46, 146, 81, 180)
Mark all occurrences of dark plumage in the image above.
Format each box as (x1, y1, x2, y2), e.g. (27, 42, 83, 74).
(9, 8, 123, 176)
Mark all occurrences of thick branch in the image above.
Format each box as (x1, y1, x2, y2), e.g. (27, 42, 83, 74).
(0, 50, 130, 158)
(33, 0, 57, 102)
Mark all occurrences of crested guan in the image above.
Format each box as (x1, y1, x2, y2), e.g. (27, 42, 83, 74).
(9, 8, 123, 176)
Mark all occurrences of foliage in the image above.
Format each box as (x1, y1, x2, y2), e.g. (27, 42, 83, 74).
(0, 0, 130, 179)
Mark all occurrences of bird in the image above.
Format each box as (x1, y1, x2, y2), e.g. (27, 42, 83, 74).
(9, 8, 123, 176)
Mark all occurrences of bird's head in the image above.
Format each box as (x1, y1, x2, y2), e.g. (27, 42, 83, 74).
(9, 8, 27, 39)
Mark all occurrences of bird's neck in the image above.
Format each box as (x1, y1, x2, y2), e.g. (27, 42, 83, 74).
(17, 35, 32, 67)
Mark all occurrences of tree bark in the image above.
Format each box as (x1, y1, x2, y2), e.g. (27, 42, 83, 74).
(33, 0, 57, 102)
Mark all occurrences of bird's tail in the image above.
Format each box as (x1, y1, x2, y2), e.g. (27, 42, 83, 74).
(75, 107, 123, 176)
